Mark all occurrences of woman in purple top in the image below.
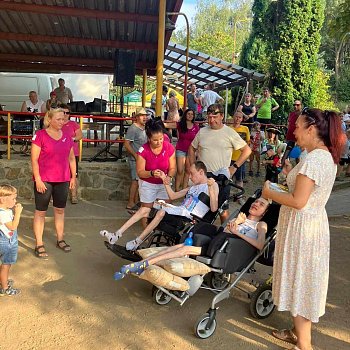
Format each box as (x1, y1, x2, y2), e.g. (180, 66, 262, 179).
(61, 104, 82, 204)
(175, 109, 199, 191)
(31, 108, 76, 259)
(100, 119, 176, 245)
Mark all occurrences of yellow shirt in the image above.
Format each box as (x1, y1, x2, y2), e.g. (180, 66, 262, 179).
(231, 124, 250, 161)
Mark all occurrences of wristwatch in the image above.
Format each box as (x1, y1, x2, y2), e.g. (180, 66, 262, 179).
(232, 162, 239, 169)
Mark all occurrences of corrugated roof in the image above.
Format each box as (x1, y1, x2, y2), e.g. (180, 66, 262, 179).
(0, 0, 183, 74)
(162, 42, 265, 91)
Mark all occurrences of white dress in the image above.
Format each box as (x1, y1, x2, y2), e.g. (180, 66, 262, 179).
(272, 149, 336, 322)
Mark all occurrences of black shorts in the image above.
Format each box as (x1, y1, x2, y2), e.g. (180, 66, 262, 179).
(339, 157, 350, 166)
(74, 156, 79, 177)
(34, 182, 70, 211)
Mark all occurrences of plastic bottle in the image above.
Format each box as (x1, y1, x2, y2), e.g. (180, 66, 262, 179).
(184, 232, 193, 246)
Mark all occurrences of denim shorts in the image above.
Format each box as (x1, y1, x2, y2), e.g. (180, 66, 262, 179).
(176, 150, 187, 158)
(0, 234, 18, 265)
(128, 159, 138, 180)
(231, 161, 246, 182)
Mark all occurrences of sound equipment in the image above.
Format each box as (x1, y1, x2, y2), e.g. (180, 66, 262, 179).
(113, 50, 136, 87)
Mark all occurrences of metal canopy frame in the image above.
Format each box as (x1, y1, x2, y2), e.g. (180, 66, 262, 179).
(161, 42, 265, 92)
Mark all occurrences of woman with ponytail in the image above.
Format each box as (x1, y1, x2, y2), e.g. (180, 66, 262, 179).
(100, 118, 176, 246)
(262, 108, 346, 350)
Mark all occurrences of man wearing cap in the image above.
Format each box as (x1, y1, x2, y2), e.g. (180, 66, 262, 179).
(124, 107, 148, 211)
(54, 78, 73, 104)
(188, 103, 251, 222)
(256, 87, 279, 128)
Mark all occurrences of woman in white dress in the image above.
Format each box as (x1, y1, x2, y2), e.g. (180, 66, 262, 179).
(262, 108, 346, 350)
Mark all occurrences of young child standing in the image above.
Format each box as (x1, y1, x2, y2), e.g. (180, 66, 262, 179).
(0, 185, 22, 296)
(249, 121, 265, 177)
(261, 144, 280, 183)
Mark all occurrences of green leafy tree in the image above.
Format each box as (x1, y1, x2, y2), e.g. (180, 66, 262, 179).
(172, 0, 253, 63)
(241, 0, 327, 121)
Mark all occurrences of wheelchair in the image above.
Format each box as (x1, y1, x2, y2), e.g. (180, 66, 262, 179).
(104, 178, 244, 262)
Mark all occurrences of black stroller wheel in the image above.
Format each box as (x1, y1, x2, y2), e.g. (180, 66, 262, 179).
(206, 272, 231, 290)
(147, 232, 172, 248)
(194, 313, 217, 339)
(152, 286, 172, 305)
(249, 283, 275, 319)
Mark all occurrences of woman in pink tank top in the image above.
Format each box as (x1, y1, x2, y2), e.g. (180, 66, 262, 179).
(31, 108, 76, 259)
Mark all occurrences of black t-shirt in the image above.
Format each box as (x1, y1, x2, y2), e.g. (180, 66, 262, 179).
(240, 103, 255, 116)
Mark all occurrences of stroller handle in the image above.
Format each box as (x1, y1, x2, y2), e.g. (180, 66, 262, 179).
(227, 181, 245, 201)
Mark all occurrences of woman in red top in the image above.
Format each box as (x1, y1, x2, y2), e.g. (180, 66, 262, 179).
(100, 119, 176, 245)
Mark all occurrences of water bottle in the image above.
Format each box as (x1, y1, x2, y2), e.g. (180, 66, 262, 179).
(184, 232, 193, 246)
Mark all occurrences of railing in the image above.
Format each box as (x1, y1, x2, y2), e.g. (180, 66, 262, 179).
(0, 111, 134, 161)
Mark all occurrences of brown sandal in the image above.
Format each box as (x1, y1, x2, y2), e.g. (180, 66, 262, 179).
(272, 329, 298, 345)
(56, 240, 71, 252)
(34, 245, 49, 260)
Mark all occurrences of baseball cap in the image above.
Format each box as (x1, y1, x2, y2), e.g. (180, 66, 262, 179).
(135, 107, 148, 116)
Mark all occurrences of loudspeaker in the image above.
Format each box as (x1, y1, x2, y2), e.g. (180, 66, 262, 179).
(113, 50, 136, 87)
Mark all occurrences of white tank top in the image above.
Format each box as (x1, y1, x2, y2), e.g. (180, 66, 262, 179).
(25, 100, 44, 113)
(238, 218, 259, 240)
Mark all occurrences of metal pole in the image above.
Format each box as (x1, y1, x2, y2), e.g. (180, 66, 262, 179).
(142, 69, 147, 107)
(156, 0, 166, 117)
(224, 88, 228, 122)
(167, 12, 190, 110)
(7, 112, 11, 160)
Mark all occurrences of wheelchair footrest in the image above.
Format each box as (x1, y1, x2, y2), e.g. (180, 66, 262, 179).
(104, 242, 142, 262)
(196, 256, 212, 265)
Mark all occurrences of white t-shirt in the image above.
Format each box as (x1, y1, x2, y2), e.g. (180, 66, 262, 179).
(191, 125, 247, 173)
(0, 208, 15, 240)
(164, 183, 210, 219)
(238, 218, 259, 240)
(24, 99, 44, 113)
(202, 90, 222, 112)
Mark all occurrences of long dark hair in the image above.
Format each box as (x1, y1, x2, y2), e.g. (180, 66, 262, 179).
(302, 108, 346, 163)
(178, 108, 195, 133)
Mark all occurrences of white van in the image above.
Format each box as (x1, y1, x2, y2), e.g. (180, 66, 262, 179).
(0, 72, 57, 112)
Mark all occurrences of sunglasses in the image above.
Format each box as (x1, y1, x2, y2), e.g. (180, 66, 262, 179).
(301, 107, 316, 125)
(207, 110, 221, 116)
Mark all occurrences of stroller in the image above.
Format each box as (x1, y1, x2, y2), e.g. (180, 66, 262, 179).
(104, 176, 244, 261)
(147, 192, 280, 339)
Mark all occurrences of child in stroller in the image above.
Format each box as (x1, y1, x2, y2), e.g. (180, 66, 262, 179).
(100, 161, 219, 251)
(113, 197, 269, 279)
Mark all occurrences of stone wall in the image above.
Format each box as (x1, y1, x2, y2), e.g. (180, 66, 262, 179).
(0, 159, 130, 201)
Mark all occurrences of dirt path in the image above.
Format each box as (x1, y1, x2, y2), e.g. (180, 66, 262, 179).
(1, 216, 349, 350)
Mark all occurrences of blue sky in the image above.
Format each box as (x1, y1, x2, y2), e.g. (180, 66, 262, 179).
(176, 0, 197, 30)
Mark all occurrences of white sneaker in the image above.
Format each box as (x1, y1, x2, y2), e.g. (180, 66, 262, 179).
(125, 238, 141, 251)
(99, 230, 122, 244)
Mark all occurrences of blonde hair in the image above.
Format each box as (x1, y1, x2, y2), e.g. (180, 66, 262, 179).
(44, 108, 64, 128)
(0, 184, 17, 197)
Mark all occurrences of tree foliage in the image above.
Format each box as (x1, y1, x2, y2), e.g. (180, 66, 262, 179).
(172, 0, 253, 63)
(241, 0, 327, 120)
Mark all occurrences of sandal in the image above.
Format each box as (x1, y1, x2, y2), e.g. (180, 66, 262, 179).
(56, 240, 71, 253)
(272, 329, 298, 345)
(34, 245, 49, 260)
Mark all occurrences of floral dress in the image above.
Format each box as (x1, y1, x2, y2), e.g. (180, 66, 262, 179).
(272, 149, 336, 322)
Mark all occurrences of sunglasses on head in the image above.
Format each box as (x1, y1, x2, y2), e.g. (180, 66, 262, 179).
(301, 107, 316, 125)
(207, 110, 221, 116)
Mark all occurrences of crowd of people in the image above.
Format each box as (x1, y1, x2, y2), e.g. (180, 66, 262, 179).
(1, 80, 349, 350)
